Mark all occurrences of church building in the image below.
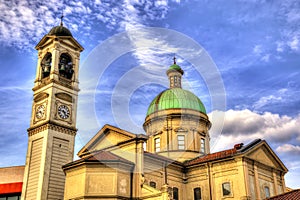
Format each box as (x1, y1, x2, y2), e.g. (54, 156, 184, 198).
(0, 22, 289, 200)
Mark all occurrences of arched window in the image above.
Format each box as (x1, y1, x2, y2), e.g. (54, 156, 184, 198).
(264, 186, 270, 198)
(177, 135, 185, 150)
(200, 138, 205, 153)
(194, 187, 201, 200)
(150, 181, 156, 188)
(154, 137, 160, 152)
(174, 75, 178, 87)
(173, 187, 179, 200)
(41, 53, 52, 79)
(59, 53, 73, 79)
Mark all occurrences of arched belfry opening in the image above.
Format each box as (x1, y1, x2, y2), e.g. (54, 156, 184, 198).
(23, 15, 84, 200)
(59, 53, 73, 79)
(41, 52, 52, 79)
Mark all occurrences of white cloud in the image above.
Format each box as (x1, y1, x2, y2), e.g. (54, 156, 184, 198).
(253, 89, 288, 110)
(276, 41, 284, 52)
(276, 144, 300, 154)
(0, 1, 61, 49)
(261, 54, 270, 62)
(253, 95, 282, 109)
(253, 45, 263, 55)
(209, 109, 300, 152)
(288, 36, 299, 51)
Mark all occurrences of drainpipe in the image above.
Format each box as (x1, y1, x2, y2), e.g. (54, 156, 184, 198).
(130, 169, 133, 200)
(164, 162, 168, 184)
(208, 162, 213, 200)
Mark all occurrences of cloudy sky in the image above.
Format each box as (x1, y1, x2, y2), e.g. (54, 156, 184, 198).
(0, 0, 299, 189)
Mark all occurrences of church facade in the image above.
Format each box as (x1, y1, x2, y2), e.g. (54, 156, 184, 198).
(17, 23, 288, 200)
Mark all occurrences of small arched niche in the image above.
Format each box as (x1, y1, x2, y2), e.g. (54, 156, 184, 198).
(59, 53, 73, 80)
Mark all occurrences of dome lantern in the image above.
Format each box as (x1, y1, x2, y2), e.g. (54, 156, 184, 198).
(143, 58, 211, 162)
(166, 56, 184, 89)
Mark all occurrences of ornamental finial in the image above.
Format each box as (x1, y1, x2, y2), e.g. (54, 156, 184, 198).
(60, 11, 64, 26)
(173, 56, 176, 65)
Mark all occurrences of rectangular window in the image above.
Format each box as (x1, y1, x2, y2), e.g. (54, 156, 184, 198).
(173, 187, 179, 200)
(194, 187, 201, 200)
(7, 197, 19, 200)
(200, 138, 205, 153)
(222, 182, 231, 196)
(178, 135, 185, 150)
(155, 138, 160, 152)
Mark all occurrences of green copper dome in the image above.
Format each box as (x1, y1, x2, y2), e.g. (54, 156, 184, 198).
(146, 88, 206, 116)
(169, 64, 182, 71)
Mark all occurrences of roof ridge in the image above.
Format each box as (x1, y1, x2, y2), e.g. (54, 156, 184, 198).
(266, 188, 300, 199)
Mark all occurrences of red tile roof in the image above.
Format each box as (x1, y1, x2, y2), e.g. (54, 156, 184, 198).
(63, 150, 134, 169)
(0, 182, 22, 195)
(85, 150, 133, 164)
(144, 151, 183, 165)
(185, 148, 237, 166)
(266, 189, 300, 200)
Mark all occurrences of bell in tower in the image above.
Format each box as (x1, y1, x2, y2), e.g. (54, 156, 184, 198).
(21, 17, 84, 200)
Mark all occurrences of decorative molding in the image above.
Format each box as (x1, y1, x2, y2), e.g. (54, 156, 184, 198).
(34, 92, 49, 102)
(58, 76, 72, 87)
(28, 121, 77, 136)
(174, 127, 188, 132)
(32, 78, 79, 92)
(55, 92, 73, 103)
(153, 130, 163, 136)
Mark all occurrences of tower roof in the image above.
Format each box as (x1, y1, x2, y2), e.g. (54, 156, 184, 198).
(167, 56, 184, 75)
(48, 13, 73, 37)
(146, 88, 206, 116)
(146, 59, 206, 117)
(48, 25, 73, 37)
(169, 64, 182, 71)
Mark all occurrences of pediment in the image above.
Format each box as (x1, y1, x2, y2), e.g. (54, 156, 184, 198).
(77, 124, 136, 157)
(244, 141, 287, 172)
(36, 35, 83, 52)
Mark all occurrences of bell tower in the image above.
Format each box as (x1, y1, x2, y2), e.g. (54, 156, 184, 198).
(21, 21, 83, 200)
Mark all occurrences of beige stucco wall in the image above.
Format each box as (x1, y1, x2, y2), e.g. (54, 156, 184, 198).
(144, 108, 210, 162)
(64, 163, 132, 200)
(0, 165, 24, 184)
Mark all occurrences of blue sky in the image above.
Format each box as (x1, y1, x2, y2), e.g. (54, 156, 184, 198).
(0, 0, 299, 189)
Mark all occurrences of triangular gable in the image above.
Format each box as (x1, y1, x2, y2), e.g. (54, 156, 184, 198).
(35, 35, 84, 51)
(77, 124, 136, 157)
(243, 140, 288, 172)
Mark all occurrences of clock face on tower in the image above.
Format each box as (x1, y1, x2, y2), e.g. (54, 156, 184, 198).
(58, 105, 70, 119)
(36, 104, 45, 119)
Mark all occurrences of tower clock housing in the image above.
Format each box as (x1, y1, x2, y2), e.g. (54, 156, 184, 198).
(21, 23, 83, 200)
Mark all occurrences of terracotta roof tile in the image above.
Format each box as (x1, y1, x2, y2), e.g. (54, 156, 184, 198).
(185, 148, 237, 166)
(266, 189, 300, 200)
(85, 150, 133, 165)
(144, 151, 183, 165)
(63, 150, 134, 168)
